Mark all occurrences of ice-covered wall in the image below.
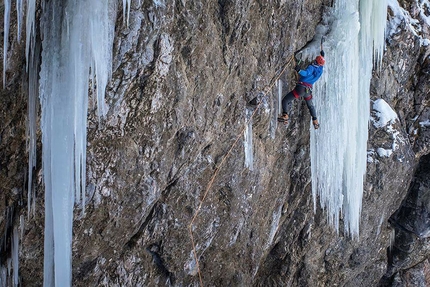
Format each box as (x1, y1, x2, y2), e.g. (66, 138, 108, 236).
(310, 0, 387, 238)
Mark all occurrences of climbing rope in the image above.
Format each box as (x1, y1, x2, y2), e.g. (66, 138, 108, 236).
(188, 54, 294, 287)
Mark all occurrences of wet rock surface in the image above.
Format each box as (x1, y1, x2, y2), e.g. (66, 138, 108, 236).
(0, 0, 429, 286)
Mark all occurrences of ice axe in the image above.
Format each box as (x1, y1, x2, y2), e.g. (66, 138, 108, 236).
(320, 36, 325, 56)
(294, 51, 303, 67)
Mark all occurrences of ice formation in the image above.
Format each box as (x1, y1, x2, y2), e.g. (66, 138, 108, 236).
(36, 0, 116, 285)
(310, 0, 387, 238)
(3, 0, 11, 87)
(16, 0, 24, 41)
(12, 226, 19, 286)
(244, 108, 254, 170)
(123, 0, 132, 25)
(278, 79, 283, 115)
(27, 0, 39, 215)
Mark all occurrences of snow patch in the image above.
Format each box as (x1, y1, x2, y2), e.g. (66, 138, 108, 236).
(420, 120, 430, 127)
(377, 147, 393, 157)
(418, 0, 430, 26)
(371, 99, 398, 128)
(153, 0, 166, 8)
(387, 124, 405, 151)
(367, 149, 379, 163)
(371, 99, 405, 159)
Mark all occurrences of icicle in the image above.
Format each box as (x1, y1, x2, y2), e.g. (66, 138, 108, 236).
(26, 0, 38, 218)
(372, 0, 387, 66)
(389, 227, 396, 252)
(90, 0, 114, 119)
(270, 80, 283, 139)
(12, 226, 19, 287)
(123, 0, 131, 26)
(3, 0, 11, 87)
(39, 0, 117, 285)
(0, 266, 6, 287)
(244, 108, 254, 170)
(26, 0, 37, 70)
(7, 259, 11, 277)
(278, 79, 282, 115)
(19, 215, 24, 240)
(16, 0, 24, 41)
(27, 40, 40, 217)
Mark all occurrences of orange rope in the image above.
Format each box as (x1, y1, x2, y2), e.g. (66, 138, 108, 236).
(188, 55, 294, 286)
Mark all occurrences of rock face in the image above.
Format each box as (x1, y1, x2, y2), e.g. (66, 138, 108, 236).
(0, 0, 429, 286)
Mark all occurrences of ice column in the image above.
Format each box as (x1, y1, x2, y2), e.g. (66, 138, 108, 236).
(26, 0, 36, 68)
(310, 0, 386, 238)
(270, 80, 283, 139)
(12, 226, 19, 286)
(27, 38, 40, 217)
(39, 0, 116, 285)
(278, 79, 283, 115)
(3, 0, 11, 87)
(123, 0, 132, 25)
(16, 0, 24, 41)
(244, 108, 254, 170)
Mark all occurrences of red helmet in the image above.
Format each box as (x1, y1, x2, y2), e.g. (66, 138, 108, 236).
(316, 55, 325, 66)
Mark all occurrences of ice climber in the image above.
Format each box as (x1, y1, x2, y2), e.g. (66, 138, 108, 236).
(277, 51, 325, 129)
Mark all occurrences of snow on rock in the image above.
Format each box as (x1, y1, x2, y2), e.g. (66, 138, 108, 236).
(420, 120, 430, 127)
(377, 147, 393, 157)
(371, 99, 398, 128)
(156, 33, 174, 78)
(418, 0, 430, 27)
(387, 0, 430, 46)
(370, 99, 406, 160)
(367, 149, 380, 163)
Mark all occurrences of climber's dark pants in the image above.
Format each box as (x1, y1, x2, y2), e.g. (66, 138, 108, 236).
(281, 84, 317, 120)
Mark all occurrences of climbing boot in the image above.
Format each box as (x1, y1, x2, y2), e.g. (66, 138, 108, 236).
(277, 113, 289, 124)
(312, 119, 320, 129)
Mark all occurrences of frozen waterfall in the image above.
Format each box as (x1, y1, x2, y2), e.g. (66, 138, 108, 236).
(310, 0, 387, 238)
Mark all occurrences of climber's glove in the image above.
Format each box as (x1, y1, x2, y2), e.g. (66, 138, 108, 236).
(294, 66, 300, 72)
(320, 50, 325, 57)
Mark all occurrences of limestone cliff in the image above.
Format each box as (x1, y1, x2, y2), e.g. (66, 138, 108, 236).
(0, 0, 429, 286)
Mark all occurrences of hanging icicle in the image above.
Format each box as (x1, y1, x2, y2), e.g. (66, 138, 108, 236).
(244, 108, 254, 171)
(3, 0, 11, 87)
(38, 0, 117, 285)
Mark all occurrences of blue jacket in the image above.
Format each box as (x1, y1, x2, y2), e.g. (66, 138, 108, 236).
(298, 64, 323, 85)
